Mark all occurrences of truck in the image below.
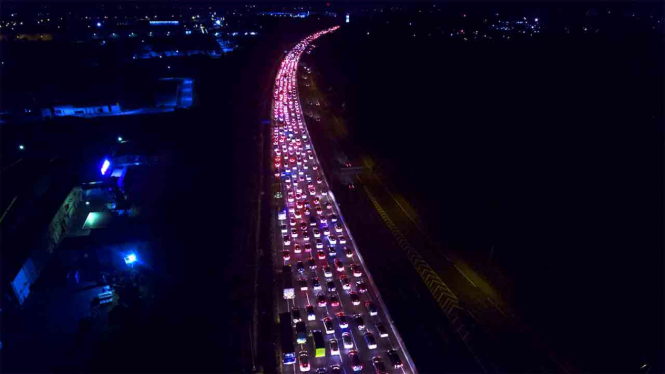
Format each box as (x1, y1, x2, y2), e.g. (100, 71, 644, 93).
(280, 312, 296, 365)
(283, 265, 295, 299)
(312, 330, 325, 358)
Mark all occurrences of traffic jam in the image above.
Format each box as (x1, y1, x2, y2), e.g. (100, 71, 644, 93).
(271, 28, 413, 374)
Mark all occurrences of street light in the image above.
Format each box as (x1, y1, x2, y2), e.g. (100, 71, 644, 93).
(18, 144, 24, 150)
(124, 253, 137, 265)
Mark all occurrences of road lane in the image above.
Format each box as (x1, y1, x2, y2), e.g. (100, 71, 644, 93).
(269, 27, 416, 374)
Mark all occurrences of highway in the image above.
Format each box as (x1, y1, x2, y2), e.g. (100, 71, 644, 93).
(270, 28, 417, 374)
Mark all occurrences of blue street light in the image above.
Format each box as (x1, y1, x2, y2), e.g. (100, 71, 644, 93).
(101, 159, 111, 175)
(124, 253, 137, 265)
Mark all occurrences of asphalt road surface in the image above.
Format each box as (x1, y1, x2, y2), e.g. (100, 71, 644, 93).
(269, 28, 416, 374)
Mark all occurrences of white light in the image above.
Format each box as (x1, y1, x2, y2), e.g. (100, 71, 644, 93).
(96, 22, 102, 27)
(117, 136, 123, 142)
(535, 18, 539, 22)
(124, 253, 137, 265)
(18, 144, 24, 150)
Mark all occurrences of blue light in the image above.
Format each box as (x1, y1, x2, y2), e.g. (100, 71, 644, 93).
(150, 20, 180, 25)
(101, 159, 111, 175)
(124, 253, 137, 265)
(96, 22, 102, 27)
(216, 20, 221, 25)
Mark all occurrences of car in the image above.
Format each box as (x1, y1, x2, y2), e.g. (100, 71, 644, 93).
(316, 205, 323, 214)
(321, 189, 328, 195)
(303, 232, 310, 242)
(313, 229, 321, 238)
(303, 163, 309, 170)
(342, 332, 353, 349)
(372, 356, 387, 374)
(316, 177, 323, 184)
(313, 197, 320, 204)
(351, 264, 362, 277)
(364, 332, 378, 349)
(323, 265, 333, 278)
(290, 218, 297, 226)
(334, 259, 344, 272)
(304, 208, 311, 216)
(300, 222, 308, 230)
(334, 225, 343, 233)
(291, 229, 298, 238)
(296, 201, 304, 209)
(283, 236, 291, 246)
(340, 275, 351, 290)
(294, 244, 302, 254)
(330, 339, 340, 356)
(313, 164, 318, 170)
(283, 250, 291, 260)
(323, 317, 334, 334)
(356, 281, 368, 294)
(307, 257, 317, 270)
(309, 188, 316, 195)
(327, 246, 337, 257)
(288, 193, 295, 202)
(307, 305, 316, 321)
(345, 247, 354, 258)
(375, 322, 389, 338)
(296, 321, 307, 343)
(326, 280, 336, 292)
(288, 205, 295, 213)
(297, 261, 305, 273)
(323, 227, 331, 236)
(294, 210, 302, 219)
(315, 239, 323, 249)
(316, 293, 327, 307)
(336, 312, 349, 328)
(299, 351, 310, 372)
(330, 214, 338, 223)
(338, 236, 347, 244)
(319, 216, 327, 224)
(309, 216, 317, 226)
(325, 202, 333, 210)
(317, 250, 326, 259)
(328, 236, 337, 245)
(304, 244, 312, 253)
(365, 300, 378, 316)
(353, 314, 365, 331)
(281, 224, 288, 233)
(349, 291, 361, 306)
(299, 278, 308, 291)
(329, 294, 340, 307)
(292, 308, 302, 323)
(387, 350, 403, 369)
(312, 277, 322, 291)
(348, 350, 362, 371)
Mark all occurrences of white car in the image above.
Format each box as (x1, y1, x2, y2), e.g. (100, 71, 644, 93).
(334, 225, 343, 233)
(338, 236, 347, 244)
(281, 224, 288, 233)
(313, 229, 321, 238)
(283, 236, 291, 246)
(342, 332, 353, 349)
(330, 339, 340, 356)
(323, 266, 333, 278)
(328, 236, 337, 245)
(316, 239, 323, 249)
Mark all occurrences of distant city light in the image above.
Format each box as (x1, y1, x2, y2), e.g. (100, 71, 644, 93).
(101, 159, 111, 175)
(18, 144, 24, 150)
(124, 253, 138, 265)
(535, 18, 539, 22)
(216, 20, 221, 25)
(85, 201, 90, 206)
(117, 136, 123, 142)
(346, 14, 349, 23)
(150, 20, 179, 25)
(96, 22, 102, 27)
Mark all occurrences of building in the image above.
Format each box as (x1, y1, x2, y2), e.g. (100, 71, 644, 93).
(44, 103, 122, 118)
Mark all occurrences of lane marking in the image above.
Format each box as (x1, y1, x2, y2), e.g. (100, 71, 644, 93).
(455, 264, 477, 288)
